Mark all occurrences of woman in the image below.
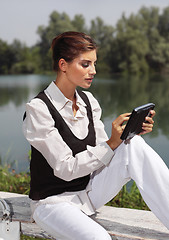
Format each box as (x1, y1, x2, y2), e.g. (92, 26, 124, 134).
(23, 31, 169, 240)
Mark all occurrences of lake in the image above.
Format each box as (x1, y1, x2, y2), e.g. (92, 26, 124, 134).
(0, 74, 169, 172)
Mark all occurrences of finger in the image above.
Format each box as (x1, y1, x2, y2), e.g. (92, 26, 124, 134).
(150, 110, 156, 117)
(142, 122, 154, 128)
(140, 127, 152, 135)
(144, 117, 154, 124)
(141, 125, 153, 133)
(121, 124, 126, 131)
(123, 112, 131, 116)
(117, 113, 131, 125)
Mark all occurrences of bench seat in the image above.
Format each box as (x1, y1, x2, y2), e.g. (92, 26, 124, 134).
(0, 191, 169, 240)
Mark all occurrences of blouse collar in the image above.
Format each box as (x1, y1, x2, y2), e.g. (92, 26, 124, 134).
(45, 81, 87, 112)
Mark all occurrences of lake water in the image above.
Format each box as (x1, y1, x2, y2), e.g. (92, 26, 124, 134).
(0, 74, 169, 172)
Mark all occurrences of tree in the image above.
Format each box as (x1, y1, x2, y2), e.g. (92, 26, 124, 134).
(108, 6, 169, 74)
(138, 7, 169, 73)
(2, 6, 169, 75)
(10, 39, 39, 74)
(0, 40, 14, 74)
(89, 17, 114, 74)
(109, 13, 149, 74)
(37, 11, 76, 71)
(158, 7, 169, 40)
(71, 14, 87, 33)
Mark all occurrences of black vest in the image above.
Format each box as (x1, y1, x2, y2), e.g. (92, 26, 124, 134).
(28, 90, 96, 200)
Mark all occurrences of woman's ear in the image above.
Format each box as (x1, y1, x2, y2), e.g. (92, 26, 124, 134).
(58, 58, 67, 72)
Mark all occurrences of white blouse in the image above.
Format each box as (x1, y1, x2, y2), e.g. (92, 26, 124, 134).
(23, 81, 114, 216)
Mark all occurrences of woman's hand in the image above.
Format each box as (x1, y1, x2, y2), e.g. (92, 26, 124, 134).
(107, 113, 130, 150)
(139, 110, 156, 135)
(107, 110, 156, 150)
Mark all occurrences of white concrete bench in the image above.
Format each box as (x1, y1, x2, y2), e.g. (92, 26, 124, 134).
(0, 191, 169, 240)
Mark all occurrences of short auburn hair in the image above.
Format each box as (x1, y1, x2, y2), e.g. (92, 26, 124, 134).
(51, 31, 97, 71)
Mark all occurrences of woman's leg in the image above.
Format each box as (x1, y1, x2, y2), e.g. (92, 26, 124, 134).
(88, 136, 169, 229)
(33, 202, 111, 240)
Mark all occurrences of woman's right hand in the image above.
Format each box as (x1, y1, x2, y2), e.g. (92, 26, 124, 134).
(106, 113, 130, 150)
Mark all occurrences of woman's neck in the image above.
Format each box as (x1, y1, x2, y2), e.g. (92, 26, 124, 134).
(54, 76, 79, 117)
(54, 75, 76, 101)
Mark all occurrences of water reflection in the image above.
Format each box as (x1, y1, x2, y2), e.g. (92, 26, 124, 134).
(0, 75, 53, 106)
(0, 74, 169, 171)
(89, 74, 169, 139)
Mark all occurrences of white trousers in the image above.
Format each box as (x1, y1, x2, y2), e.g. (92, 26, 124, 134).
(33, 136, 169, 240)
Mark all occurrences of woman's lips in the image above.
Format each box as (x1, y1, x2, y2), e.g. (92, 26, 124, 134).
(85, 78, 93, 82)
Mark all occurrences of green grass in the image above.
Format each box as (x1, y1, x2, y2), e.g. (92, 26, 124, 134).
(106, 182, 149, 211)
(21, 236, 50, 240)
(0, 164, 30, 195)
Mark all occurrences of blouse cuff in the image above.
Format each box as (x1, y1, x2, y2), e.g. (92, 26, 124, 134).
(87, 142, 114, 166)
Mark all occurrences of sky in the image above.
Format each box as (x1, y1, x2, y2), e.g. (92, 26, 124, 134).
(1, 0, 169, 46)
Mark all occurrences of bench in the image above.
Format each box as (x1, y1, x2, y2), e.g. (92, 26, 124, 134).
(0, 191, 169, 240)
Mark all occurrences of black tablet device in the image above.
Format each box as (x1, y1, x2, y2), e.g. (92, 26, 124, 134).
(120, 103, 155, 141)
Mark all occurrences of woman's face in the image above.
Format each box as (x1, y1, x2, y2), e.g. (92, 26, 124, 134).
(64, 50, 97, 89)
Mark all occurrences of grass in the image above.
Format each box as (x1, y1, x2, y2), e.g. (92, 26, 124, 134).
(106, 181, 149, 211)
(0, 164, 30, 195)
(21, 236, 50, 240)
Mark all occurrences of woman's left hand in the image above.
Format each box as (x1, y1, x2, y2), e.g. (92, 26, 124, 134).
(139, 110, 156, 135)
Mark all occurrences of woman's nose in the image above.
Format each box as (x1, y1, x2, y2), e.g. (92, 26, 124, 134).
(89, 64, 96, 75)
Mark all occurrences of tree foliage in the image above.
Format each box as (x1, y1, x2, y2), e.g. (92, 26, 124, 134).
(1, 6, 169, 75)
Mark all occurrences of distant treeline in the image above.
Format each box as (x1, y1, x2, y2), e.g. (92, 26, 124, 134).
(1, 6, 169, 75)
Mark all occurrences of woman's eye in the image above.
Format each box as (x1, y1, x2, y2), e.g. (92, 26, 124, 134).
(82, 62, 89, 68)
